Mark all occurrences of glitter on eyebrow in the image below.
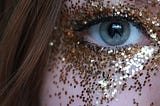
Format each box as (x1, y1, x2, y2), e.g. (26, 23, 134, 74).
(48, 0, 160, 106)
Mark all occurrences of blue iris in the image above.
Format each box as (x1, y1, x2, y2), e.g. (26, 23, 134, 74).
(99, 18, 130, 46)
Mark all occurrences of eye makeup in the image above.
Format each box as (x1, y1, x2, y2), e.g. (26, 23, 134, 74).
(47, 0, 160, 106)
(62, 0, 160, 41)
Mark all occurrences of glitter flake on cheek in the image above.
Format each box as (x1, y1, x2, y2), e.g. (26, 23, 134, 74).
(48, 0, 160, 106)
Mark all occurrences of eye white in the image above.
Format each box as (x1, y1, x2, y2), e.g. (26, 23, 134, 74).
(83, 22, 146, 47)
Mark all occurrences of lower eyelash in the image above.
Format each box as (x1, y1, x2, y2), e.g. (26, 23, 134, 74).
(81, 40, 134, 52)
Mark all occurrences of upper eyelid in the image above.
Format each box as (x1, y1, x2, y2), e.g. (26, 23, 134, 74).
(67, 7, 145, 32)
(64, 0, 160, 19)
(63, 2, 160, 27)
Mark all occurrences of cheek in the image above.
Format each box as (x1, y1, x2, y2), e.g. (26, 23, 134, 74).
(39, 32, 160, 106)
(40, 62, 89, 106)
(40, 57, 160, 106)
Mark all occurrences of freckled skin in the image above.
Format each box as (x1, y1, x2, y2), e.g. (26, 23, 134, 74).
(40, 0, 160, 106)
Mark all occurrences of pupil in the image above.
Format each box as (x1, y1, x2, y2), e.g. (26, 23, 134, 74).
(108, 23, 123, 38)
(99, 18, 130, 46)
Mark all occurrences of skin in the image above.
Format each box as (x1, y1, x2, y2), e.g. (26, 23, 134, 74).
(40, 68, 160, 106)
(40, 0, 160, 106)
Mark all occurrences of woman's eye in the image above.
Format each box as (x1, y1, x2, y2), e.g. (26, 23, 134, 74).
(82, 17, 149, 47)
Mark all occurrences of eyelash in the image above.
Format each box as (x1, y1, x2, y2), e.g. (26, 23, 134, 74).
(72, 15, 143, 32)
(61, 2, 160, 46)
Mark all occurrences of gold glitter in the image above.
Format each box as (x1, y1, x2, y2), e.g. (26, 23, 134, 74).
(62, 57, 66, 62)
(48, 0, 160, 105)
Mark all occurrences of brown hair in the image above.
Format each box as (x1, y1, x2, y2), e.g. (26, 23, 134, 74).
(0, 0, 63, 106)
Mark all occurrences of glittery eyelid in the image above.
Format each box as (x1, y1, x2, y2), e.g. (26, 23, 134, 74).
(61, 0, 160, 45)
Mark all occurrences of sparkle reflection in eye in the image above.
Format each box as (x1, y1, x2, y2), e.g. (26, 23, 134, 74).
(83, 17, 148, 47)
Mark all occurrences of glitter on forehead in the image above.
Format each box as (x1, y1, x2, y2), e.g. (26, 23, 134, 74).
(48, 0, 160, 106)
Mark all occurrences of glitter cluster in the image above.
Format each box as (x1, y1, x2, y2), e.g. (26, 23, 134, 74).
(47, 0, 160, 106)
